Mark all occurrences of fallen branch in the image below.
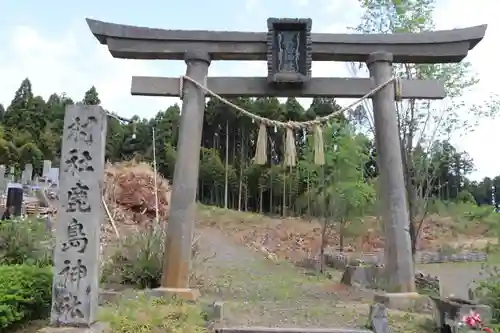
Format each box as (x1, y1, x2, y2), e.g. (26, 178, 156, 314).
(102, 196, 120, 239)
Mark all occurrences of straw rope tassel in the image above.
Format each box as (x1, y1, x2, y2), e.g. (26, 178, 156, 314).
(284, 127, 297, 167)
(254, 123, 268, 164)
(313, 125, 325, 165)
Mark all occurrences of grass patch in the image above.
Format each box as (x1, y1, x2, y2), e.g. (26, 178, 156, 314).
(99, 295, 208, 333)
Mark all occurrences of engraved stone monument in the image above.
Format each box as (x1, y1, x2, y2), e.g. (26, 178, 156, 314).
(49, 105, 107, 330)
(25, 163, 33, 184)
(43, 160, 52, 177)
(9, 166, 14, 182)
(0, 165, 5, 192)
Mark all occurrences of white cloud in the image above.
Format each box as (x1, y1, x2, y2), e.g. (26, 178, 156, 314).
(433, 0, 500, 180)
(0, 20, 177, 119)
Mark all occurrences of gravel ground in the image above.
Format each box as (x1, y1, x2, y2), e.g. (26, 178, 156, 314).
(195, 227, 431, 332)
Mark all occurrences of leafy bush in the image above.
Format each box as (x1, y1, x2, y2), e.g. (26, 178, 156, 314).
(0, 265, 52, 331)
(427, 200, 500, 236)
(100, 295, 207, 333)
(475, 265, 500, 325)
(0, 217, 53, 266)
(102, 224, 201, 289)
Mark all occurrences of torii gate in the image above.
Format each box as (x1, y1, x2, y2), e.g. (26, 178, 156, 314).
(87, 18, 486, 299)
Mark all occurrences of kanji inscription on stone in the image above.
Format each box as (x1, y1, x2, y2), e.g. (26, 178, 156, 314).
(51, 104, 107, 328)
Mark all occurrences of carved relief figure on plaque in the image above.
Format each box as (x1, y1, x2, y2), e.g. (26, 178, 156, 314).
(67, 115, 97, 144)
(67, 181, 91, 213)
(58, 259, 88, 288)
(64, 149, 95, 175)
(277, 31, 300, 73)
(61, 218, 88, 253)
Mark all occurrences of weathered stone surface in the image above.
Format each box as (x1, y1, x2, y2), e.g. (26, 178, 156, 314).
(368, 52, 415, 293)
(216, 329, 373, 333)
(9, 166, 14, 182)
(132, 76, 446, 99)
(149, 287, 201, 301)
(326, 249, 487, 267)
(43, 160, 52, 178)
(415, 271, 440, 295)
(86, 18, 486, 63)
(369, 303, 390, 333)
(50, 105, 107, 327)
(25, 163, 33, 184)
(431, 296, 492, 330)
(374, 292, 432, 313)
(416, 250, 487, 264)
(38, 322, 108, 333)
(0, 165, 5, 192)
(341, 264, 384, 289)
(162, 51, 210, 290)
(212, 301, 224, 321)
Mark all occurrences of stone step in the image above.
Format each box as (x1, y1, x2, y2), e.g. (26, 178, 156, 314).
(216, 328, 373, 333)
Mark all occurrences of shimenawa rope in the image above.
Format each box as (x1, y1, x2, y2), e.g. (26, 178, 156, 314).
(180, 75, 401, 165)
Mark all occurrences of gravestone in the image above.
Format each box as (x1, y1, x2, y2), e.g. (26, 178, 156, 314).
(43, 160, 52, 178)
(21, 168, 29, 185)
(9, 166, 14, 182)
(0, 165, 5, 192)
(25, 163, 33, 184)
(49, 105, 107, 329)
(5, 183, 23, 218)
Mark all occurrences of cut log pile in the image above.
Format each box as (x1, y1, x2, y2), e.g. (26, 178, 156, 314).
(103, 160, 171, 227)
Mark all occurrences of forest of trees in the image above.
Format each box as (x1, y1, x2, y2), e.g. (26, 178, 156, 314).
(0, 0, 499, 252)
(0, 77, 498, 209)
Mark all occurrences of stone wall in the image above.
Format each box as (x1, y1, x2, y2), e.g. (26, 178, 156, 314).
(415, 271, 440, 294)
(324, 248, 487, 269)
(415, 251, 487, 264)
(340, 263, 441, 295)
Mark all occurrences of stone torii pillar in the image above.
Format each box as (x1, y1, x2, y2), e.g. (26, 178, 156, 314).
(157, 50, 210, 300)
(368, 52, 414, 292)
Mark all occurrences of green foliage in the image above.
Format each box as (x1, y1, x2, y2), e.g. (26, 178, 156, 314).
(0, 217, 53, 266)
(102, 225, 165, 289)
(456, 190, 475, 204)
(475, 265, 500, 325)
(0, 265, 52, 331)
(0, 72, 496, 225)
(102, 224, 201, 289)
(99, 295, 207, 333)
(427, 200, 500, 236)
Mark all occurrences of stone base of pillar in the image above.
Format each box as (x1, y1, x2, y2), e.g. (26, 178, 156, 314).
(374, 292, 431, 312)
(38, 322, 108, 333)
(150, 287, 201, 301)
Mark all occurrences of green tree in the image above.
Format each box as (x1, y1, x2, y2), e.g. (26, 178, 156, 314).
(82, 86, 101, 105)
(353, 0, 500, 256)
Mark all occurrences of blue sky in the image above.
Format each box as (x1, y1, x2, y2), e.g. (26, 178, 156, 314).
(0, 0, 499, 180)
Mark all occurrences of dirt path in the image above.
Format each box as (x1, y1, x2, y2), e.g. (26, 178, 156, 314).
(195, 227, 430, 332)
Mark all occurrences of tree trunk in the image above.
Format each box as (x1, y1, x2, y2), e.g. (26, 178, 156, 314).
(238, 129, 244, 211)
(282, 171, 286, 216)
(402, 100, 418, 257)
(259, 186, 263, 214)
(224, 120, 229, 209)
(339, 218, 345, 252)
(320, 217, 328, 274)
